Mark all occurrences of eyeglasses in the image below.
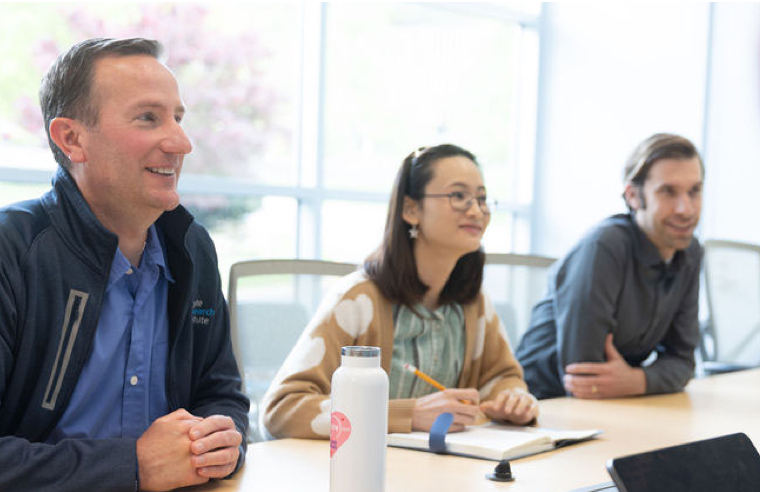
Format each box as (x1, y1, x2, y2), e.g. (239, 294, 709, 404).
(422, 191, 497, 214)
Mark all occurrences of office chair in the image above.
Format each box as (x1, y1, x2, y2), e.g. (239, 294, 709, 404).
(483, 253, 556, 347)
(228, 259, 357, 441)
(700, 239, 760, 375)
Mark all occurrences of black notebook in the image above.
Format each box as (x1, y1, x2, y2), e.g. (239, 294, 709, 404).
(571, 433, 760, 492)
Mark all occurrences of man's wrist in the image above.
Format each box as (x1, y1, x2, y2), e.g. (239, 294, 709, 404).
(631, 367, 647, 395)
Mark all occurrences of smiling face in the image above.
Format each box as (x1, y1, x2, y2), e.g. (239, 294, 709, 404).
(625, 157, 703, 261)
(71, 54, 192, 227)
(404, 155, 490, 259)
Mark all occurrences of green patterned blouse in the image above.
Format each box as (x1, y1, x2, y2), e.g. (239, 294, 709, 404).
(388, 302, 466, 399)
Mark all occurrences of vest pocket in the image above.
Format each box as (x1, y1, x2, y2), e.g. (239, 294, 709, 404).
(41, 289, 89, 410)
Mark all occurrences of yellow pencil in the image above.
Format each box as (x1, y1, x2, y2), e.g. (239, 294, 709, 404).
(404, 363, 482, 418)
(404, 363, 447, 391)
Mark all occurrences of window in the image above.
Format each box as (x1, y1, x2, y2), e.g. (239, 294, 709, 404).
(0, 2, 541, 289)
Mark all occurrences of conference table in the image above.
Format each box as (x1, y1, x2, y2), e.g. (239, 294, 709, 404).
(189, 369, 760, 492)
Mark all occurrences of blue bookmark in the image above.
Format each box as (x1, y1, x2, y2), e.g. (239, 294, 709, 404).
(428, 412, 454, 454)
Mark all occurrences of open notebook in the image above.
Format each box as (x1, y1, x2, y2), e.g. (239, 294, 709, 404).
(388, 421, 601, 461)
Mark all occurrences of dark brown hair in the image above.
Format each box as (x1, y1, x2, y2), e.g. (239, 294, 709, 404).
(623, 133, 704, 210)
(39, 38, 162, 169)
(364, 144, 485, 308)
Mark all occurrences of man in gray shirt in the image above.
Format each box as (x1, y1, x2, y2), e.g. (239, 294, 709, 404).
(516, 133, 703, 400)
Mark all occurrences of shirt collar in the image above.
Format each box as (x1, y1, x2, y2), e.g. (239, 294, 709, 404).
(106, 224, 174, 290)
(405, 303, 452, 321)
(144, 224, 174, 283)
(628, 213, 695, 272)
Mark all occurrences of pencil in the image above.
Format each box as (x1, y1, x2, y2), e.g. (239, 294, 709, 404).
(404, 363, 447, 391)
(404, 363, 479, 413)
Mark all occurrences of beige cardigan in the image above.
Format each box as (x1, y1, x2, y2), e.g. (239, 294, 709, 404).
(262, 271, 528, 439)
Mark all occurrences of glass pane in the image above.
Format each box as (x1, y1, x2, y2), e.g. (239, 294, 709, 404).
(182, 195, 298, 294)
(0, 3, 300, 185)
(0, 2, 65, 172)
(482, 259, 552, 346)
(0, 181, 49, 208)
(178, 3, 301, 186)
(321, 200, 387, 263)
(322, 3, 524, 199)
(482, 209, 515, 254)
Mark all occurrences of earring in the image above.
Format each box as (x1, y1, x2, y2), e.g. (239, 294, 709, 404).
(409, 224, 419, 239)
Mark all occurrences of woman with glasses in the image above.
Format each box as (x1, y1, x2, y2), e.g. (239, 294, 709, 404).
(263, 144, 538, 439)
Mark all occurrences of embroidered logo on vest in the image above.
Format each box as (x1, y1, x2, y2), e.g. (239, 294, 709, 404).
(191, 299, 215, 326)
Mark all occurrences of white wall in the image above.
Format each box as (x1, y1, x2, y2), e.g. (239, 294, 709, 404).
(532, 3, 711, 257)
(702, 3, 760, 244)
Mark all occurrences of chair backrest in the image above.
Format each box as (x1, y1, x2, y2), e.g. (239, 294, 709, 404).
(702, 239, 760, 368)
(482, 253, 556, 347)
(228, 259, 357, 441)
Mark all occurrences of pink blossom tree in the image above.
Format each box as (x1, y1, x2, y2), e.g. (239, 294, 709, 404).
(17, 4, 285, 226)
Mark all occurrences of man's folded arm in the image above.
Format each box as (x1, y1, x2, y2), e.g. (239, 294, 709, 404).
(554, 240, 625, 376)
(643, 259, 701, 394)
(0, 436, 139, 492)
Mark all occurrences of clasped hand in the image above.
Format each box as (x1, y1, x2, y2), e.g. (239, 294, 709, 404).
(136, 409, 242, 491)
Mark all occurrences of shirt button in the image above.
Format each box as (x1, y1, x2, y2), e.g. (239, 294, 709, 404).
(130, 375, 138, 386)
(126, 268, 134, 275)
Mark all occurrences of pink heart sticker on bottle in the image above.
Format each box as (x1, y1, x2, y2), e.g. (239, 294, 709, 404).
(330, 411, 352, 457)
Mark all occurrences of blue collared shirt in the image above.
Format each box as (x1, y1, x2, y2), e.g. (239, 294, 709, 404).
(47, 225, 173, 442)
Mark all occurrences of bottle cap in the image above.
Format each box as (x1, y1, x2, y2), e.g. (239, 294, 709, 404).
(341, 346, 380, 358)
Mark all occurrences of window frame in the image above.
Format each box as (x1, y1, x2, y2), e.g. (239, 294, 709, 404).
(0, 2, 541, 259)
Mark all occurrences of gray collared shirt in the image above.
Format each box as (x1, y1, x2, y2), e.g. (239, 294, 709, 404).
(516, 213, 702, 399)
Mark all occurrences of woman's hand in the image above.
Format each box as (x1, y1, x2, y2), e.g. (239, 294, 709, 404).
(480, 388, 538, 425)
(411, 388, 480, 432)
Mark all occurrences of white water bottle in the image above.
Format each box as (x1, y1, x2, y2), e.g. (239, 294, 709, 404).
(330, 346, 388, 492)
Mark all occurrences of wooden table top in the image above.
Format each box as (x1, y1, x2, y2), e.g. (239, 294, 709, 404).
(188, 369, 760, 492)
